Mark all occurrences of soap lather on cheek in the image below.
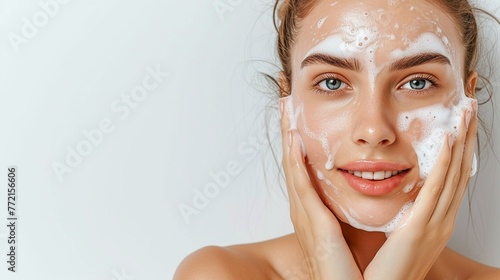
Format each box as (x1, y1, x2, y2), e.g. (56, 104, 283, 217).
(398, 97, 475, 179)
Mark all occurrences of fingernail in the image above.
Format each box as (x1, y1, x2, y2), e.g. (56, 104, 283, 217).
(279, 98, 285, 120)
(470, 152, 477, 177)
(287, 129, 306, 157)
(472, 99, 478, 116)
(465, 109, 472, 129)
(297, 132, 306, 157)
(447, 133, 453, 149)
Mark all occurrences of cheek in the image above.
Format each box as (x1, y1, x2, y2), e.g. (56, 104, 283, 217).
(398, 96, 475, 179)
(296, 105, 351, 170)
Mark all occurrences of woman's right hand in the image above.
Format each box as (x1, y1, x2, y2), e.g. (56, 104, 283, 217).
(280, 97, 363, 280)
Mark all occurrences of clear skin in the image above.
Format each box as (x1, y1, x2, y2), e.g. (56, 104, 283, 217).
(174, 0, 500, 279)
(287, 0, 471, 231)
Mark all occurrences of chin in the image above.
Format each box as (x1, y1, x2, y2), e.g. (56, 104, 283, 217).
(312, 173, 420, 233)
(330, 198, 416, 233)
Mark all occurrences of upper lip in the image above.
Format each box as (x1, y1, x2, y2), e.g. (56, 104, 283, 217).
(337, 160, 412, 194)
(338, 160, 411, 174)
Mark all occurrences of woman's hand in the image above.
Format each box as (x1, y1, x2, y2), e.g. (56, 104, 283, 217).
(280, 97, 363, 280)
(363, 102, 478, 280)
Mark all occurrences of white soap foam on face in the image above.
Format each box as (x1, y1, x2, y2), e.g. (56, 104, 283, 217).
(294, 100, 348, 171)
(390, 32, 452, 65)
(392, 31, 474, 180)
(390, 32, 463, 91)
(317, 170, 325, 180)
(286, 92, 347, 172)
(338, 199, 414, 233)
(285, 96, 302, 130)
(304, 11, 391, 92)
(316, 169, 340, 195)
(305, 117, 345, 171)
(316, 167, 415, 233)
(398, 97, 475, 179)
(299, 9, 467, 233)
(403, 182, 415, 193)
(317, 16, 328, 28)
(442, 36, 449, 46)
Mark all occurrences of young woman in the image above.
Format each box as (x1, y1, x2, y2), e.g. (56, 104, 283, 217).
(175, 0, 500, 279)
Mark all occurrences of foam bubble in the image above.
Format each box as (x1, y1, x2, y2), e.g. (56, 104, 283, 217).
(317, 16, 328, 28)
(398, 97, 475, 179)
(390, 32, 451, 64)
(325, 156, 334, 170)
(317, 170, 325, 180)
(470, 153, 477, 177)
(403, 182, 415, 193)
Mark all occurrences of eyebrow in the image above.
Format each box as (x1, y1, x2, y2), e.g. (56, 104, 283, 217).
(301, 53, 361, 71)
(390, 52, 451, 71)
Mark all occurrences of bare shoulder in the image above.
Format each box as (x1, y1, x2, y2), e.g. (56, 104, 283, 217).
(427, 247, 500, 279)
(173, 245, 259, 280)
(173, 234, 302, 280)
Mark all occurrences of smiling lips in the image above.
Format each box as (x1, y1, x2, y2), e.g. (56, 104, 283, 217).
(338, 162, 411, 196)
(347, 170, 404, 180)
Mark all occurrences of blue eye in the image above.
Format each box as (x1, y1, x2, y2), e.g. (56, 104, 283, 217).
(319, 78, 346, 91)
(402, 79, 432, 90)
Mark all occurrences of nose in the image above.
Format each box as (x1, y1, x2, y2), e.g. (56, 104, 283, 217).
(351, 99, 396, 147)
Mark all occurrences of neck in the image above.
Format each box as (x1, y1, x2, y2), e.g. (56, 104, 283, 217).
(339, 221, 388, 273)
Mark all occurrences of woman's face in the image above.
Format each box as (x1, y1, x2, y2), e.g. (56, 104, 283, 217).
(286, 0, 476, 232)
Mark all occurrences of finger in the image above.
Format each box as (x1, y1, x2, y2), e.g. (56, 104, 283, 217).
(280, 96, 297, 192)
(431, 109, 470, 221)
(280, 96, 291, 171)
(280, 97, 300, 211)
(410, 132, 452, 224)
(448, 103, 478, 214)
(288, 129, 335, 227)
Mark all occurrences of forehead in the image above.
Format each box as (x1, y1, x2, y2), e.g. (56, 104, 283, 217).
(294, 0, 463, 64)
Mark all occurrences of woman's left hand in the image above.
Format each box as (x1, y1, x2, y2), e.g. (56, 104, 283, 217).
(363, 103, 478, 280)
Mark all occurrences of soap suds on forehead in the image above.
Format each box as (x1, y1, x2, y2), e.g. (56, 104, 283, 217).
(304, 10, 455, 93)
(390, 32, 453, 63)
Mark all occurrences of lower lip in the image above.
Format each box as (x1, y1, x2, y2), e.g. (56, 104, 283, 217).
(341, 171, 407, 196)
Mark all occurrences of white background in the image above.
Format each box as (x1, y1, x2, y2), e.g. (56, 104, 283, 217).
(0, 0, 499, 279)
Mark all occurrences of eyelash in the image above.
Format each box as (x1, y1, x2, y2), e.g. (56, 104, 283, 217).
(399, 74, 439, 95)
(311, 73, 439, 96)
(312, 73, 350, 96)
